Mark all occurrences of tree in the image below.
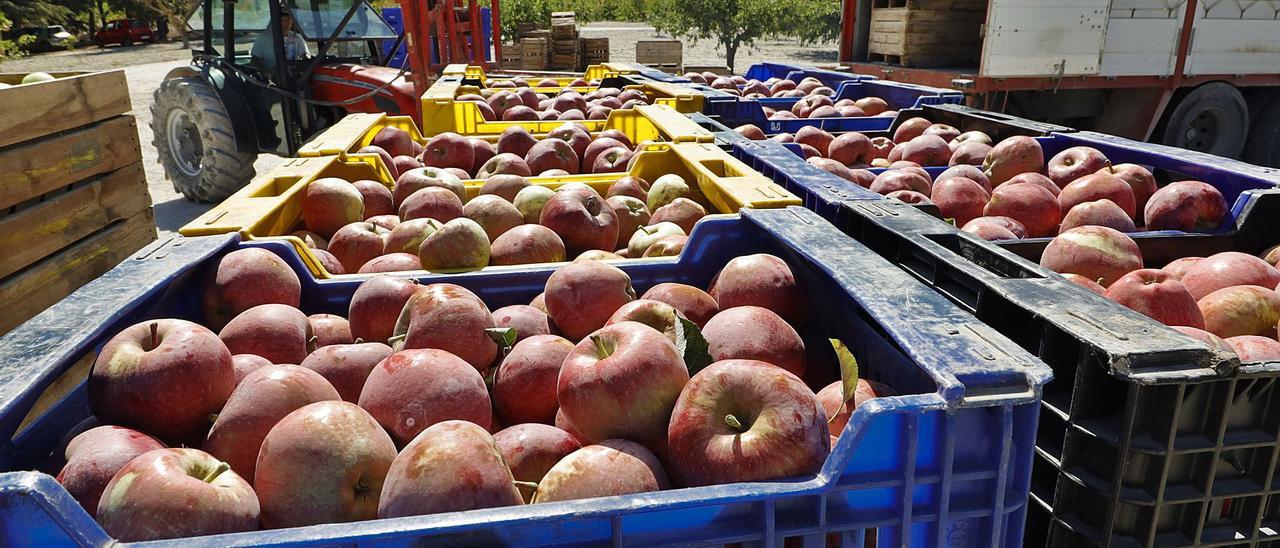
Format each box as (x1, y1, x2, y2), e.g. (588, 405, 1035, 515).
(644, 0, 839, 72)
(0, 0, 73, 28)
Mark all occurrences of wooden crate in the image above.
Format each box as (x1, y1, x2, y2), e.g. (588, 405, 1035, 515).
(582, 38, 609, 65)
(520, 37, 549, 70)
(551, 37, 579, 71)
(868, 7, 984, 67)
(500, 48, 522, 69)
(0, 70, 156, 336)
(683, 65, 731, 76)
(637, 40, 682, 69)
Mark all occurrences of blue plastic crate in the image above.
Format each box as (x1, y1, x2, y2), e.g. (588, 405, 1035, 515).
(709, 80, 965, 134)
(0, 207, 1050, 547)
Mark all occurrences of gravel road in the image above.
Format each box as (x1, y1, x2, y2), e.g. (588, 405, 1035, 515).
(1, 24, 837, 236)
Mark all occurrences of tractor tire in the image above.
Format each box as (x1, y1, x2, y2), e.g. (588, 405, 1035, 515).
(1160, 82, 1248, 159)
(151, 76, 255, 203)
(1244, 95, 1280, 167)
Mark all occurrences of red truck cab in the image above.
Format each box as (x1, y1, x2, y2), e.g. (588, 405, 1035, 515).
(94, 19, 155, 47)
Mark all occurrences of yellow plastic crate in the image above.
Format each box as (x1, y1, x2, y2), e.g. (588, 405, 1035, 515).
(297, 104, 714, 158)
(420, 79, 704, 136)
(441, 63, 639, 86)
(180, 143, 799, 278)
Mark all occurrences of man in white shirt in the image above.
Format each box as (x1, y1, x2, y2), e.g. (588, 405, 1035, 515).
(251, 11, 310, 75)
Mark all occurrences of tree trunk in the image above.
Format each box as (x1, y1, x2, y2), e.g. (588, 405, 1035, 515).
(177, 14, 190, 48)
(724, 40, 738, 74)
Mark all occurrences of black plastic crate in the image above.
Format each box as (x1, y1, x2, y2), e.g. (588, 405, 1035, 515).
(832, 195, 1280, 546)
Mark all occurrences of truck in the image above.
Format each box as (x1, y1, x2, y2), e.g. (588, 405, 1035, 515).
(837, 0, 1280, 166)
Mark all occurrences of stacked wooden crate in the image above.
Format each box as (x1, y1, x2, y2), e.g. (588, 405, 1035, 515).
(869, 0, 986, 67)
(0, 70, 156, 335)
(550, 12, 579, 71)
(520, 30, 550, 70)
(637, 40, 682, 72)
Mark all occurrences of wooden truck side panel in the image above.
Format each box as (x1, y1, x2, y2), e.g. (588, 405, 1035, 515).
(1099, 0, 1181, 77)
(980, 0, 1108, 77)
(1186, 2, 1280, 77)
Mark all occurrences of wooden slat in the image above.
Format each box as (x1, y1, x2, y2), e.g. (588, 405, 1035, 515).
(0, 162, 150, 279)
(13, 352, 95, 438)
(0, 209, 156, 336)
(0, 71, 131, 150)
(0, 116, 142, 211)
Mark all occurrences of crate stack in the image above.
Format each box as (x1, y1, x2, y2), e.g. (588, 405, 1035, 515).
(868, 0, 985, 67)
(0, 70, 156, 336)
(581, 37, 609, 67)
(637, 40, 683, 73)
(549, 12, 579, 71)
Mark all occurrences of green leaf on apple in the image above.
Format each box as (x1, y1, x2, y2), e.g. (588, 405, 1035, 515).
(675, 317, 712, 376)
(832, 338, 859, 414)
(486, 327, 518, 350)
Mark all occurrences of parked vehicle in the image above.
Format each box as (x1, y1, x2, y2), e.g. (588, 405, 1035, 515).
(94, 19, 155, 47)
(13, 26, 75, 52)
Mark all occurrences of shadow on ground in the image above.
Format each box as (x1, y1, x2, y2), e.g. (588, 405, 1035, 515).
(152, 197, 213, 234)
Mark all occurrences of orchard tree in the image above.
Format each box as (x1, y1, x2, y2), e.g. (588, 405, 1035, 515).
(0, 1, 73, 28)
(133, 0, 193, 46)
(645, 0, 839, 72)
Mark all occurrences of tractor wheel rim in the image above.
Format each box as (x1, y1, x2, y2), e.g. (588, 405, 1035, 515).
(166, 109, 203, 177)
(1184, 110, 1221, 152)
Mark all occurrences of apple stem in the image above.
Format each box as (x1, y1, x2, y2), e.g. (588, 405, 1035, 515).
(202, 461, 230, 483)
(724, 414, 744, 432)
(513, 480, 539, 493)
(307, 335, 318, 353)
(148, 322, 159, 350)
(354, 337, 364, 344)
(591, 334, 614, 359)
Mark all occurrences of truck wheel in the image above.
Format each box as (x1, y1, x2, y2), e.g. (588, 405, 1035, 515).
(151, 76, 256, 203)
(1160, 82, 1248, 158)
(1245, 98, 1280, 167)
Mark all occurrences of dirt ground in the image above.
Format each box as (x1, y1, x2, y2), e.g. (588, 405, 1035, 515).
(0, 23, 838, 236)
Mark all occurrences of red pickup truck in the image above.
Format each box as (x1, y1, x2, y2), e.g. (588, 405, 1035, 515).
(94, 19, 155, 47)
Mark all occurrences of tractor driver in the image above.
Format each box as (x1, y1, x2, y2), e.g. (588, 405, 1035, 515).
(251, 10, 311, 76)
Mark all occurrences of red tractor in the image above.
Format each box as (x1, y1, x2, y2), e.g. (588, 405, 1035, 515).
(152, 0, 500, 202)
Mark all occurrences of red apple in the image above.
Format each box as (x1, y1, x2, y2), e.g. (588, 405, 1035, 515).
(558, 321, 689, 448)
(1181, 251, 1280, 300)
(650, 197, 706, 234)
(949, 140, 992, 166)
(393, 167, 464, 206)
(57, 426, 164, 518)
(607, 175, 650, 202)
(526, 138, 580, 175)
(231, 353, 272, 384)
(643, 235, 687, 257)
(383, 217, 441, 255)
(591, 147, 634, 173)
(89, 320, 234, 444)
(202, 248, 301, 329)
(539, 187, 620, 255)
(1197, 285, 1280, 339)
(816, 378, 892, 439)
(204, 365, 341, 483)
(351, 180, 395, 219)
(493, 424, 582, 502)
(463, 195, 524, 242)
(931, 177, 991, 227)
(490, 224, 567, 265)
(497, 126, 539, 157)
(307, 313, 352, 349)
(795, 126, 836, 155)
(1059, 173, 1137, 219)
(219, 303, 311, 365)
(984, 136, 1044, 186)
(421, 132, 474, 171)
(544, 260, 636, 341)
(870, 169, 932, 196)
(963, 216, 1028, 238)
(96, 448, 258, 541)
(641, 283, 719, 327)
(1040, 226, 1143, 287)
(328, 222, 387, 273)
(1172, 325, 1233, 352)
(533, 439, 669, 502)
(1144, 181, 1229, 231)
(493, 334, 575, 425)
(399, 186, 464, 223)
(1225, 335, 1280, 362)
(302, 178, 365, 239)
(491, 304, 553, 342)
(709, 253, 803, 322)
(582, 138, 628, 172)
(371, 126, 413, 157)
(702, 306, 806, 377)
(892, 117, 931, 143)
(394, 283, 498, 371)
(379, 420, 523, 518)
(1261, 245, 1280, 267)
(358, 349, 490, 446)
(985, 183, 1061, 237)
(898, 134, 952, 166)
(1162, 256, 1203, 281)
(299, 342, 393, 403)
(827, 132, 872, 166)
(608, 196, 651, 250)
(1047, 146, 1110, 188)
(312, 249, 344, 274)
(255, 401, 395, 528)
(962, 221, 1019, 241)
(734, 124, 767, 140)
(477, 153, 533, 179)
(348, 275, 418, 344)
(1004, 172, 1061, 197)
(1104, 268, 1205, 328)
(666, 359, 829, 486)
(1059, 199, 1137, 233)
(1062, 273, 1107, 295)
(1099, 164, 1158, 220)
(937, 164, 992, 193)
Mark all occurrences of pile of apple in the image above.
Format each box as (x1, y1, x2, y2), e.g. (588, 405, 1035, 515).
(475, 76, 600, 90)
(361, 121, 641, 181)
(453, 83, 652, 122)
(733, 117, 995, 179)
(682, 73, 898, 120)
(53, 248, 891, 541)
(296, 158, 705, 274)
(1037, 226, 1280, 362)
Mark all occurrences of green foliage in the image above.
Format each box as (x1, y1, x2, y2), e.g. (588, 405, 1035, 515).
(0, 0, 74, 28)
(642, 0, 839, 71)
(503, 0, 657, 33)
